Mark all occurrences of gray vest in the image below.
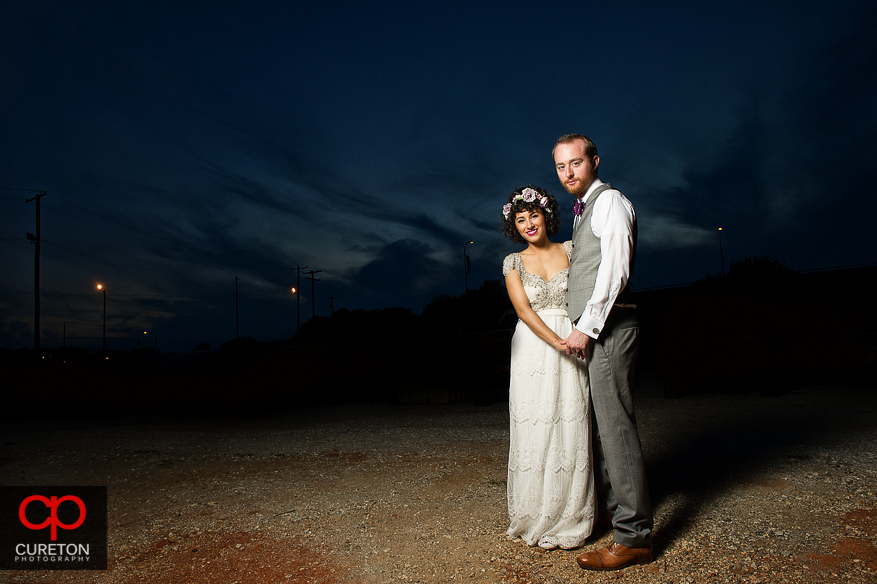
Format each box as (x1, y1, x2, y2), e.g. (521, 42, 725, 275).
(566, 183, 637, 322)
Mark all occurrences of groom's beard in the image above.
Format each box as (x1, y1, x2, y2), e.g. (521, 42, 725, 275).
(563, 179, 587, 197)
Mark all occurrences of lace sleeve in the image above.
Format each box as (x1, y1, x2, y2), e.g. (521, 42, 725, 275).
(502, 253, 519, 277)
(563, 240, 573, 260)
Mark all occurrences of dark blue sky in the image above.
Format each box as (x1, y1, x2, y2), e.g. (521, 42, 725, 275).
(2, 1, 875, 353)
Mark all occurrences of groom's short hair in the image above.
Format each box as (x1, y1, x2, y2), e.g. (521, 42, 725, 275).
(552, 133, 598, 160)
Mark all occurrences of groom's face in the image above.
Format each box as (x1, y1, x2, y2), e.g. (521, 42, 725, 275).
(554, 139, 599, 198)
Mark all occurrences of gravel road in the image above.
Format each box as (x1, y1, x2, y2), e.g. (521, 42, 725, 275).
(2, 382, 876, 583)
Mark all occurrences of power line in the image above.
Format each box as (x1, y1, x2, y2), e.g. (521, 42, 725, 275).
(8, 191, 231, 263)
(4, 289, 194, 303)
(0, 187, 44, 193)
(45, 194, 222, 257)
(42, 239, 181, 277)
(41, 202, 212, 256)
(40, 238, 243, 289)
(238, 292, 294, 311)
(6, 190, 231, 285)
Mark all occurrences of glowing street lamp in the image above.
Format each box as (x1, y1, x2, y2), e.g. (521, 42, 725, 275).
(290, 286, 300, 333)
(291, 264, 307, 334)
(96, 284, 107, 353)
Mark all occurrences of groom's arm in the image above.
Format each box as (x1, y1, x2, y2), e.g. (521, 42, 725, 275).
(573, 189, 636, 339)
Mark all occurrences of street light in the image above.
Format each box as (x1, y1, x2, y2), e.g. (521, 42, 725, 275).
(718, 228, 725, 276)
(291, 264, 307, 333)
(144, 330, 157, 352)
(290, 286, 299, 334)
(96, 284, 107, 354)
(463, 241, 474, 292)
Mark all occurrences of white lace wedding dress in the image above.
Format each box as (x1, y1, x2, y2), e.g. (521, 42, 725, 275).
(503, 240, 595, 549)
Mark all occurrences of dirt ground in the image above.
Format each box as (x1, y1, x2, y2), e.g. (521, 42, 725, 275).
(1, 382, 876, 583)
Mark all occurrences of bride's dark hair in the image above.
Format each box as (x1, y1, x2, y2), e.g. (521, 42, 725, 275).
(500, 185, 561, 244)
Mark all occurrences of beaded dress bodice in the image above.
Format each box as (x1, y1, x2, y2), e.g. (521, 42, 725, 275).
(502, 241, 573, 312)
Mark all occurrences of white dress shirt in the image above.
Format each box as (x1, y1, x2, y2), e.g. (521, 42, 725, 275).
(573, 178, 637, 339)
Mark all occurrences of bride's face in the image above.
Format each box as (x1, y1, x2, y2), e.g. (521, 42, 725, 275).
(515, 209, 547, 244)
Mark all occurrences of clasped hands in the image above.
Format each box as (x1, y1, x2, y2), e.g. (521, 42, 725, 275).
(560, 328, 590, 360)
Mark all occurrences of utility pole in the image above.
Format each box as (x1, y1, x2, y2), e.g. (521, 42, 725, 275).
(304, 269, 322, 321)
(235, 276, 240, 339)
(25, 191, 46, 360)
(291, 264, 308, 332)
(328, 295, 337, 315)
(96, 284, 107, 353)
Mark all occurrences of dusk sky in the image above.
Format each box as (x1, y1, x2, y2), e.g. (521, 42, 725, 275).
(2, 1, 875, 353)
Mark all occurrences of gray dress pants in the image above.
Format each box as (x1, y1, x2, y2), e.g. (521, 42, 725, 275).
(588, 307, 653, 547)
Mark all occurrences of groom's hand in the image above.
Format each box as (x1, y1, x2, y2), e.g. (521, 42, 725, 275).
(565, 329, 591, 360)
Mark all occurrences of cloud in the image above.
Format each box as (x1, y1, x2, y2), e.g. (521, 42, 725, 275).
(346, 239, 456, 310)
(640, 217, 713, 250)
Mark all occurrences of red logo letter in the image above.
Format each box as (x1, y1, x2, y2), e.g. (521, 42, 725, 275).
(19, 495, 86, 541)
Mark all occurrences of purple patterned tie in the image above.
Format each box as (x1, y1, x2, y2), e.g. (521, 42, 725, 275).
(573, 199, 585, 217)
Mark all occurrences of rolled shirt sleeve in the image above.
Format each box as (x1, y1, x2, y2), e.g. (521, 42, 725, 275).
(574, 187, 636, 339)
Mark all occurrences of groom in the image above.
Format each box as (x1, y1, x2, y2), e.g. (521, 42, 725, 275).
(553, 134, 654, 570)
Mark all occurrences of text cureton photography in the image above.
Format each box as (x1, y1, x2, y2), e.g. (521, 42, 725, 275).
(0, 486, 107, 571)
(14, 543, 91, 563)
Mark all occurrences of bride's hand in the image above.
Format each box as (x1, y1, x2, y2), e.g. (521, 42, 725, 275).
(564, 329, 591, 360)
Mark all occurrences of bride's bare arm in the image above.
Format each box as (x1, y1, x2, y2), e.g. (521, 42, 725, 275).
(505, 270, 566, 352)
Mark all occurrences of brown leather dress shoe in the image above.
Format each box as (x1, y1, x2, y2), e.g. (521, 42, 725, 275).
(576, 541, 653, 571)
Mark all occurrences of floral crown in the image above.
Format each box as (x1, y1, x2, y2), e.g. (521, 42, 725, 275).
(502, 187, 551, 219)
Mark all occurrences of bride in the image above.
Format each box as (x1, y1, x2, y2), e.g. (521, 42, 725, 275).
(501, 185, 595, 550)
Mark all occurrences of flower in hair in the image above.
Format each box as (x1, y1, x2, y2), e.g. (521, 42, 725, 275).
(502, 188, 552, 218)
